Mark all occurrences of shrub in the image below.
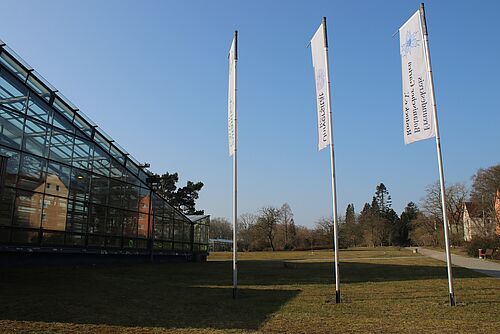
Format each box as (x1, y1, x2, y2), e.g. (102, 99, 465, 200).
(465, 236, 500, 258)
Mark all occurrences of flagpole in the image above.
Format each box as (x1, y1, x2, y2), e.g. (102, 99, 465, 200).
(419, 3, 455, 306)
(232, 30, 238, 299)
(322, 17, 341, 304)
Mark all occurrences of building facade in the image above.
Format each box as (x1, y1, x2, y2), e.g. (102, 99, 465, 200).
(463, 202, 496, 242)
(0, 40, 208, 261)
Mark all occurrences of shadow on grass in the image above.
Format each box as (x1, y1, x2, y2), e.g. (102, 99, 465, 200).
(0, 280, 299, 329)
(0, 259, 487, 329)
(232, 260, 486, 286)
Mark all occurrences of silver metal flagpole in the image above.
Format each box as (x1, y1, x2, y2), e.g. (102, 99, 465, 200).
(322, 17, 341, 304)
(232, 30, 238, 299)
(419, 3, 455, 306)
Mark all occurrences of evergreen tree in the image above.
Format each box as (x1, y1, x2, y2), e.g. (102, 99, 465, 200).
(345, 204, 356, 225)
(371, 184, 399, 245)
(359, 202, 376, 246)
(343, 203, 359, 247)
(288, 218, 297, 248)
(175, 181, 205, 215)
(399, 202, 419, 246)
(374, 183, 392, 212)
(150, 172, 204, 215)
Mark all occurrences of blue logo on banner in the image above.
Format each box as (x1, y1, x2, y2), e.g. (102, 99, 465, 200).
(401, 30, 420, 57)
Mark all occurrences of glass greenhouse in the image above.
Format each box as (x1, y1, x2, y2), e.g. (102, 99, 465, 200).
(0, 39, 209, 261)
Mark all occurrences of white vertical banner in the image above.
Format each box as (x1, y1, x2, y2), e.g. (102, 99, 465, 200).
(227, 31, 238, 299)
(311, 23, 332, 151)
(310, 17, 341, 304)
(399, 11, 435, 144)
(228, 35, 237, 156)
(399, 4, 456, 306)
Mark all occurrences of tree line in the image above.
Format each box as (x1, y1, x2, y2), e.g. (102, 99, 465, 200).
(210, 164, 500, 251)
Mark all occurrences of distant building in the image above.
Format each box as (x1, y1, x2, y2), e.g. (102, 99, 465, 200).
(209, 238, 233, 252)
(463, 202, 496, 241)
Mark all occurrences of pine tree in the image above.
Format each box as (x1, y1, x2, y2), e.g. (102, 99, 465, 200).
(345, 204, 356, 225)
(374, 183, 392, 212)
(343, 204, 359, 247)
(371, 184, 399, 245)
(150, 172, 204, 215)
(399, 202, 419, 246)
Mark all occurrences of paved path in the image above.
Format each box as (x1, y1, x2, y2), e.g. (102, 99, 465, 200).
(290, 256, 417, 263)
(416, 247, 500, 278)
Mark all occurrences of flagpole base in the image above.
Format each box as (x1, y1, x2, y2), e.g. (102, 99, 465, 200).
(336, 290, 341, 304)
(233, 287, 238, 299)
(449, 293, 456, 306)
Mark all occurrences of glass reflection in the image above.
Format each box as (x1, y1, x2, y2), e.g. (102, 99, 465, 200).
(41, 195, 67, 231)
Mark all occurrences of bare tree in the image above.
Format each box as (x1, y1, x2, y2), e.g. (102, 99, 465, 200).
(420, 181, 469, 245)
(409, 212, 444, 247)
(209, 217, 232, 240)
(280, 203, 294, 248)
(294, 225, 315, 250)
(314, 216, 333, 247)
(256, 206, 281, 251)
(471, 165, 500, 225)
(238, 213, 257, 251)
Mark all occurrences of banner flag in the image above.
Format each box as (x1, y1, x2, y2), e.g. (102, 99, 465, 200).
(399, 11, 435, 144)
(228, 35, 237, 156)
(311, 22, 332, 151)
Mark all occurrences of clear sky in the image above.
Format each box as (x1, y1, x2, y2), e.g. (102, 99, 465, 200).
(1, 0, 499, 227)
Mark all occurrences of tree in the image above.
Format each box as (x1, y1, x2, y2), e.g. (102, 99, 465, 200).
(399, 202, 418, 246)
(175, 181, 204, 215)
(470, 164, 500, 225)
(372, 183, 401, 245)
(238, 213, 258, 251)
(294, 225, 315, 250)
(384, 208, 400, 246)
(341, 204, 360, 247)
(409, 212, 443, 247)
(150, 172, 204, 215)
(358, 203, 375, 246)
(151, 172, 178, 199)
(256, 206, 281, 251)
(209, 217, 232, 240)
(361, 184, 399, 246)
(280, 203, 294, 249)
(315, 216, 334, 247)
(345, 204, 356, 225)
(420, 181, 468, 245)
(288, 218, 297, 248)
(374, 183, 392, 212)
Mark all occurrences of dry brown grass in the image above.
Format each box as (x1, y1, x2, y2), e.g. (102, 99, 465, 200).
(0, 248, 498, 333)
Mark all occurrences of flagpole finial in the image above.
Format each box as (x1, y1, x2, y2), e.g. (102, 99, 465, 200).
(419, 3, 428, 35)
(234, 30, 238, 60)
(322, 17, 328, 48)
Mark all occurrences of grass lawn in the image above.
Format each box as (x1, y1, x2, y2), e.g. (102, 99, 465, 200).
(0, 248, 499, 333)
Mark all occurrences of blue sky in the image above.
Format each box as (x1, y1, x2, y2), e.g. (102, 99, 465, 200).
(1, 0, 499, 226)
